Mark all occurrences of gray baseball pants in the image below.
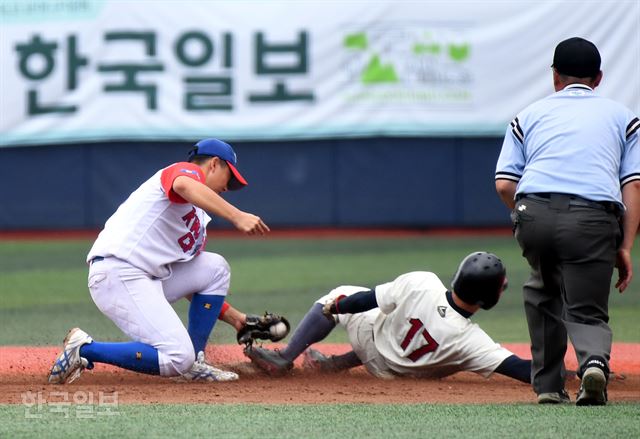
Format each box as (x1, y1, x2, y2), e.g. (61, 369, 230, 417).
(512, 194, 622, 394)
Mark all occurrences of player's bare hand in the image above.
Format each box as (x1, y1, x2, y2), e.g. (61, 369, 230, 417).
(321, 300, 336, 318)
(232, 211, 270, 236)
(322, 295, 346, 319)
(614, 249, 633, 293)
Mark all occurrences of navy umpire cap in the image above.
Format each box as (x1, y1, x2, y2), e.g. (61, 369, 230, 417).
(552, 37, 601, 78)
(189, 138, 248, 190)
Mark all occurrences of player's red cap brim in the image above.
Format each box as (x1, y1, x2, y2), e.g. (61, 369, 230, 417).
(226, 162, 248, 191)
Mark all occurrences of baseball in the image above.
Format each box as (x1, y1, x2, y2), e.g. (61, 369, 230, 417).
(270, 322, 288, 338)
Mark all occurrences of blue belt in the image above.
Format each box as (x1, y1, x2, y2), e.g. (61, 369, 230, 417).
(90, 256, 105, 265)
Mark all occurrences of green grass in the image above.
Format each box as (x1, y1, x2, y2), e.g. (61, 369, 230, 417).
(1, 236, 638, 437)
(0, 236, 638, 345)
(1, 403, 639, 438)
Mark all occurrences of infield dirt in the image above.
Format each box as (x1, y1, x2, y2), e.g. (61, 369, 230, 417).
(1, 343, 638, 405)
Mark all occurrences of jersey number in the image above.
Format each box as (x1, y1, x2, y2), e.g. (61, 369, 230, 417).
(400, 318, 439, 362)
(178, 207, 201, 252)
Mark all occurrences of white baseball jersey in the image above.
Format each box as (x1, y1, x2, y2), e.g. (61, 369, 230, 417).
(87, 162, 211, 279)
(373, 271, 512, 378)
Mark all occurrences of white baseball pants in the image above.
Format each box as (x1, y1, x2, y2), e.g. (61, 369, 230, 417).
(87, 252, 230, 376)
(316, 286, 396, 379)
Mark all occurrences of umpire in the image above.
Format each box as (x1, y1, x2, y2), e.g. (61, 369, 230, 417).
(495, 37, 640, 406)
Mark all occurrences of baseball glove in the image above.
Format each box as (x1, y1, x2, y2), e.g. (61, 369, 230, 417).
(237, 312, 290, 346)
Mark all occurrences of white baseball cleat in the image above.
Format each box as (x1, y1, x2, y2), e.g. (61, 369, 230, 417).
(48, 328, 93, 384)
(179, 351, 239, 382)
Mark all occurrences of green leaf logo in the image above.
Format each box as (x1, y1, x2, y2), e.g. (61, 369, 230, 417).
(448, 44, 470, 62)
(344, 32, 368, 50)
(361, 55, 398, 84)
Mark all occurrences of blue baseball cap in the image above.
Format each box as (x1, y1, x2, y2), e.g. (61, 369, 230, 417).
(189, 138, 248, 190)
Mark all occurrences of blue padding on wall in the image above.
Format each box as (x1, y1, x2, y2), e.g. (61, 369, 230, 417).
(0, 145, 87, 228)
(336, 138, 457, 226)
(0, 138, 513, 229)
(458, 138, 513, 225)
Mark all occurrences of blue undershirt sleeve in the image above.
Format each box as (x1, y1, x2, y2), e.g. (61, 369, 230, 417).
(335, 290, 378, 314)
(494, 354, 531, 383)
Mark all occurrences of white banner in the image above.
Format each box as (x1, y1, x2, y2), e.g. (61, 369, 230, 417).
(1, 0, 638, 146)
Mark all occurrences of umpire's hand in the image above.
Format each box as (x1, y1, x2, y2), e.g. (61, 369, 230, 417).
(615, 249, 633, 293)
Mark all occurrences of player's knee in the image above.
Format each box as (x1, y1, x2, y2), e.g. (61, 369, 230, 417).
(167, 347, 196, 376)
(172, 347, 196, 375)
(160, 338, 196, 376)
(203, 253, 231, 295)
(210, 253, 230, 276)
(315, 285, 355, 306)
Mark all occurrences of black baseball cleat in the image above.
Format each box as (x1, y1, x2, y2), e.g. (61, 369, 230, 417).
(576, 367, 608, 406)
(244, 346, 293, 377)
(302, 348, 339, 373)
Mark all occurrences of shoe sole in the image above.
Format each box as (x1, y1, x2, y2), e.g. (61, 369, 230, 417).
(201, 368, 240, 382)
(302, 350, 336, 373)
(184, 373, 240, 382)
(538, 396, 569, 404)
(172, 373, 240, 383)
(302, 350, 321, 370)
(576, 368, 607, 406)
(246, 351, 292, 377)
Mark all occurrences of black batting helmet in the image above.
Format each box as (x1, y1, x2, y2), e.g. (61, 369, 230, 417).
(451, 252, 507, 310)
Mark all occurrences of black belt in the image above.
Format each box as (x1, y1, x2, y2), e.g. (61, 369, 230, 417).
(90, 256, 105, 265)
(517, 193, 621, 216)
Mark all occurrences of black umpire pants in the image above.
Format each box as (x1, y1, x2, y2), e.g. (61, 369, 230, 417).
(512, 194, 622, 394)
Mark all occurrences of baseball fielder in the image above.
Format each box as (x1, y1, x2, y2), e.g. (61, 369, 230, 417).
(246, 252, 532, 384)
(48, 138, 288, 384)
